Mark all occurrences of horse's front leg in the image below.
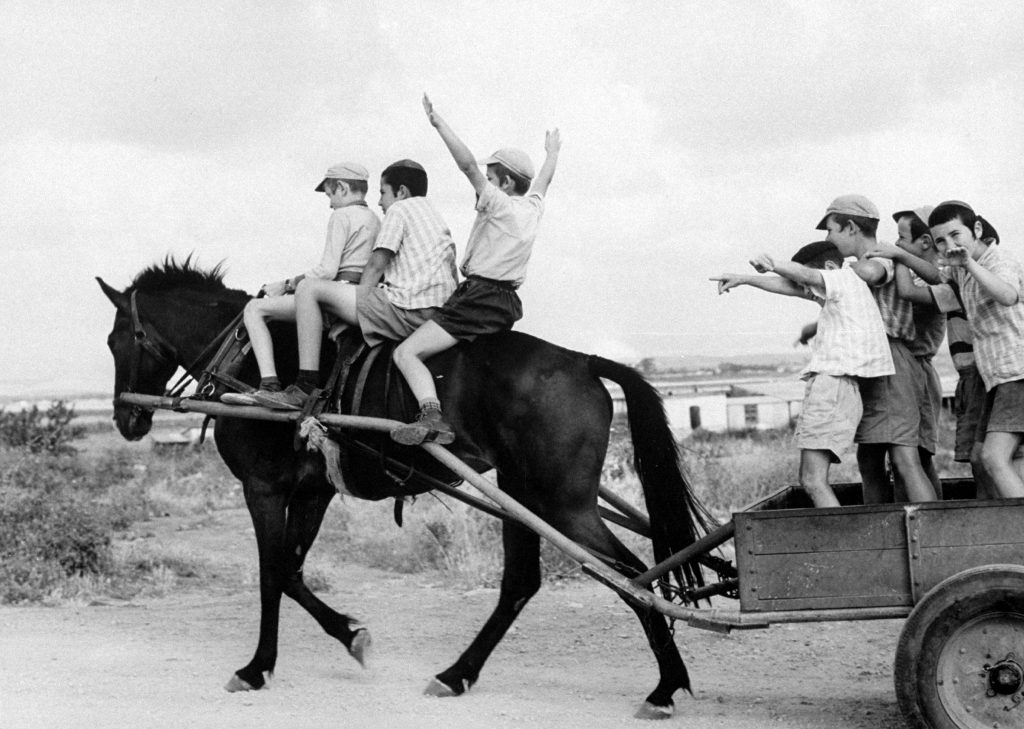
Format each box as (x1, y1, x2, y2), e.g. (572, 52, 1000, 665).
(426, 518, 541, 696)
(226, 480, 288, 692)
(280, 478, 370, 666)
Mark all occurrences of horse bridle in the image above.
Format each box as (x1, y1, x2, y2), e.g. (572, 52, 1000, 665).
(119, 290, 183, 413)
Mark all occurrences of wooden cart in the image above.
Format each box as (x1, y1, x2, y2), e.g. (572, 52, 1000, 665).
(122, 393, 1024, 729)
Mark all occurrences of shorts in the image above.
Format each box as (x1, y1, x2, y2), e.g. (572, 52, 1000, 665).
(356, 286, 440, 347)
(953, 365, 986, 461)
(856, 339, 920, 447)
(794, 374, 862, 463)
(978, 378, 1024, 437)
(432, 276, 523, 341)
(915, 357, 941, 455)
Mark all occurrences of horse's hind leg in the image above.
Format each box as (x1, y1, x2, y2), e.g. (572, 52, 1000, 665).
(559, 511, 690, 719)
(280, 479, 370, 666)
(427, 518, 541, 696)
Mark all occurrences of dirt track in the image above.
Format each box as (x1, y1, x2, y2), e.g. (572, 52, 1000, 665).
(1, 508, 907, 728)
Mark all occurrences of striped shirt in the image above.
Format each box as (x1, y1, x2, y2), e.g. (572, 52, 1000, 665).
(929, 276, 974, 371)
(303, 203, 380, 281)
(461, 183, 545, 286)
(949, 245, 1024, 389)
(909, 272, 946, 358)
(803, 266, 894, 379)
(373, 197, 458, 310)
(869, 258, 916, 344)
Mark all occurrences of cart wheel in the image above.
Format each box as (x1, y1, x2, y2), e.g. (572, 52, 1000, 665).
(894, 564, 1024, 729)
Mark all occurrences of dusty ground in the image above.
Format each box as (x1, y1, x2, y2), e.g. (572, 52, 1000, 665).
(1, 507, 908, 729)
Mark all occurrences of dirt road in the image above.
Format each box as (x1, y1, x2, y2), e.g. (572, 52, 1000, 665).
(1, 508, 907, 729)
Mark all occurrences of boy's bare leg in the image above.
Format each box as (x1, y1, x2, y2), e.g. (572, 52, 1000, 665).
(799, 449, 841, 508)
(294, 279, 359, 370)
(857, 443, 893, 503)
(242, 296, 297, 379)
(980, 431, 1024, 498)
(392, 320, 459, 403)
(970, 441, 997, 498)
(919, 449, 942, 499)
(890, 445, 937, 501)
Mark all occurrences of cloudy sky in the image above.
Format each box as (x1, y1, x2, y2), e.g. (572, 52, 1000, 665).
(2, 1, 1023, 396)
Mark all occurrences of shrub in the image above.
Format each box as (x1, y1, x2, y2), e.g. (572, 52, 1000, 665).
(0, 401, 83, 454)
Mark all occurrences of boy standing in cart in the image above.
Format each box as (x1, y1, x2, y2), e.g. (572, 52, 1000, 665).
(818, 195, 937, 504)
(930, 200, 1024, 498)
(712, 240, 894, 508)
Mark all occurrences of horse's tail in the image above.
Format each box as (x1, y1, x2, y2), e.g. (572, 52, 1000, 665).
(588, 355, 715, 592)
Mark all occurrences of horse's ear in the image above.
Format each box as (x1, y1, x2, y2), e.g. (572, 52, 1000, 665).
(96, 277, 129, 312)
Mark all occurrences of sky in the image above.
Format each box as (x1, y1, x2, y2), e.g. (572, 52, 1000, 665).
(2, 1, 1023, 396)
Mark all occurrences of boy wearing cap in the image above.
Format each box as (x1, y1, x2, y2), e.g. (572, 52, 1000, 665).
(712, 241, 893, 508)
(223, 163, 379, 406)
(930, 201, 1024, 498)
(252, 158, 460, 410)
(388, 95, 561, 445)
(818, 194, 938, 504)
(865, 206, 945, 495)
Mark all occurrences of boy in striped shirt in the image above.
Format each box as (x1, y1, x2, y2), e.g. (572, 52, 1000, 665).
(930, 200, 1024, 498)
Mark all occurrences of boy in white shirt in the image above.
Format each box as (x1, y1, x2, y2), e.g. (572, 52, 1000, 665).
(223, 162, 379, 406)
(389, 95, 561, 445)
(713, 241, 894, 507)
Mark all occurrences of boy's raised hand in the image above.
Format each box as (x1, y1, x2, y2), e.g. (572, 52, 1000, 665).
(545, 128, 561, 154)
(944, 245, 970, 267)
(749, 254, 775, 273)
(422, 93, 440, 127)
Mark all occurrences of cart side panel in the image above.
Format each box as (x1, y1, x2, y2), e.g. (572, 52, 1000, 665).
(736, 498, 1024, 613)
(913, 500, 1024, 597)
(736, 506, 911, 612)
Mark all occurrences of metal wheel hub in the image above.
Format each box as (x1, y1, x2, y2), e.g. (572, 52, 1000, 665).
(935, 611, 1024, 727)
(988, 657, 1023, 695)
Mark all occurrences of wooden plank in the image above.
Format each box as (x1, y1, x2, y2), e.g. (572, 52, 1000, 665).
(914, 498, 1024, 546)
(739, 548, 910, 611)
(736, 505, 908, 555)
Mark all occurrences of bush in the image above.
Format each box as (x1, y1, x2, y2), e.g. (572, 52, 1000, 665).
(0, 401, 83, 454)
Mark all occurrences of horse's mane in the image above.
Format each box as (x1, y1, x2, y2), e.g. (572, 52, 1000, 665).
(129, 254, 228, 294)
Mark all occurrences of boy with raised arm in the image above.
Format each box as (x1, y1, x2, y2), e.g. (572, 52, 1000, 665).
(930, 201, 1024, 498)
(712, 241, 893, 508)
(223, 163, 379, 406)
(389, 95, 561, 445)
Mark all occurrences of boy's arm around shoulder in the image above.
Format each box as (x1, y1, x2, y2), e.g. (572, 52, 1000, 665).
(423, 94, 487, 195)
(530, 129, 561, 197)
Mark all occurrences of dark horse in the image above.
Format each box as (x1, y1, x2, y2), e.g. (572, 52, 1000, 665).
(97, 257, 710, 718)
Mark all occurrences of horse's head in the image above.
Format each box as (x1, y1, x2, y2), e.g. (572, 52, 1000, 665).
(97, 256, 244, 440)
(97, 277, 181, 440)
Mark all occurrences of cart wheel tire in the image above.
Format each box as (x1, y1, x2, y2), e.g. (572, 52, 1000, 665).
(894, 564, 1024, 729)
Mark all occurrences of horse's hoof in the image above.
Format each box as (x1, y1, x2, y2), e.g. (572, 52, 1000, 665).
(348, 627, 372, 668)
(634, 701, 674, 720)
(224, 674, 256, 693)
(424, 677, 468, 697)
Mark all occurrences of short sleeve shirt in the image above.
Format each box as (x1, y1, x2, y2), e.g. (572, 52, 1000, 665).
(303, 203, 380, 281)
(803, 266, 894, 378)
(929, 275, 974, 371)
(949, 245, 1024, 389)
(908, 272, 947, 358)
(460, 183, 544, 286)
(869, 258, 916, 343)
(373, 197, 458, 310)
